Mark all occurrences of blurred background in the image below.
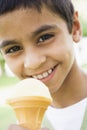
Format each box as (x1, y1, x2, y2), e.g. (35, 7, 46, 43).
(0, 0, 87, 129)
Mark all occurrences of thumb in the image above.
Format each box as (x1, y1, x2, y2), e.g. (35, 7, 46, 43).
(40, 128, 49, 130)
(8, 124, 29, 130)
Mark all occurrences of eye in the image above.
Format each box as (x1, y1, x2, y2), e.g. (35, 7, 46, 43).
(37, 34, 54, 44)
(5, 45, 23, 54)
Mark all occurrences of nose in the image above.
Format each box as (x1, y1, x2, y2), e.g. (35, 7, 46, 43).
(24, 52, 46, 69)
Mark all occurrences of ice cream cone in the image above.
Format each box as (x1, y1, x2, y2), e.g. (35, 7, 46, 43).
(8, 96, 51, 130)
(7, 78, 52, 130)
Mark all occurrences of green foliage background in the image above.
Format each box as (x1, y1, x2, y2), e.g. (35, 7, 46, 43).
(72, 0, 87, 36)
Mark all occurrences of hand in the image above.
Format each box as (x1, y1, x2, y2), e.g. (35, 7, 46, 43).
(8, 125, 49, 130)
(8, 124, 28, 130)
(40, 128, 49, 130)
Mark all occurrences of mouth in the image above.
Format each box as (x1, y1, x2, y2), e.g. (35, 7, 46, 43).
(30, 65, 57, 80)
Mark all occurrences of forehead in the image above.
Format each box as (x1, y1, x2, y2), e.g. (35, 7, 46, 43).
(0, 9, 41, 35)
(0, 8, 57, 28)
(0, 7, 66, 40)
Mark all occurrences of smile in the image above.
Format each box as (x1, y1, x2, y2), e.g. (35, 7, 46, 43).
(32, 67, 55, 80)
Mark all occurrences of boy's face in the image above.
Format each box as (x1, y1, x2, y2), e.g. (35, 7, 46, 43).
(0, 7, 75, 93)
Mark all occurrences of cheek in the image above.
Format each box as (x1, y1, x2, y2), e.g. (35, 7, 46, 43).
(7, 62, 19, 76)
(50, 44, 74, 69)
(4, 57, 22, 77)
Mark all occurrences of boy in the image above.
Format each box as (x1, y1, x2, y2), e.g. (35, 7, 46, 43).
(0, 0, 87, 130)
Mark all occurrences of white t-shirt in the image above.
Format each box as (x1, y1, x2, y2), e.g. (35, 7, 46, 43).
(45, 98, 87, 130)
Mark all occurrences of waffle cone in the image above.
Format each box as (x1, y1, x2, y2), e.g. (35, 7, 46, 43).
(8, 96, 51, 130)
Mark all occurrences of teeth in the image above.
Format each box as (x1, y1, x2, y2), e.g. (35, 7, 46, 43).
(32, 68, 53, 80)
(33, 76, 37, 79)
(48, 69, 52, 74)
(42, 72, 48, 78)
(32, 76, 37, 79)
(37, 75, 43, 79)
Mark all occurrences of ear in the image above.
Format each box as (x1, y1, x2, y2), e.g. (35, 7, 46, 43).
(72, 11, 82, 43)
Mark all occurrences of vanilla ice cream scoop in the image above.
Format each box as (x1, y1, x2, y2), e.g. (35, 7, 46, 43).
(11, 78, 52, 100)
(7, 78, 52, 130)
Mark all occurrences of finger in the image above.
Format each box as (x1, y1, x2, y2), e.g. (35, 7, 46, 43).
(8, 124, 29, 130)
(40, 128, 49, 130)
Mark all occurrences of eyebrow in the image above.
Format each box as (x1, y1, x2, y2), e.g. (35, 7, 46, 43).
(0, 40, 19, 49)
(31, 24, 57, 37)
(0, 25, 57, 49)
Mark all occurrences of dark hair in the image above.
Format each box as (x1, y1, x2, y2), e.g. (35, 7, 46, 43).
(0, 0, 75, 33)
